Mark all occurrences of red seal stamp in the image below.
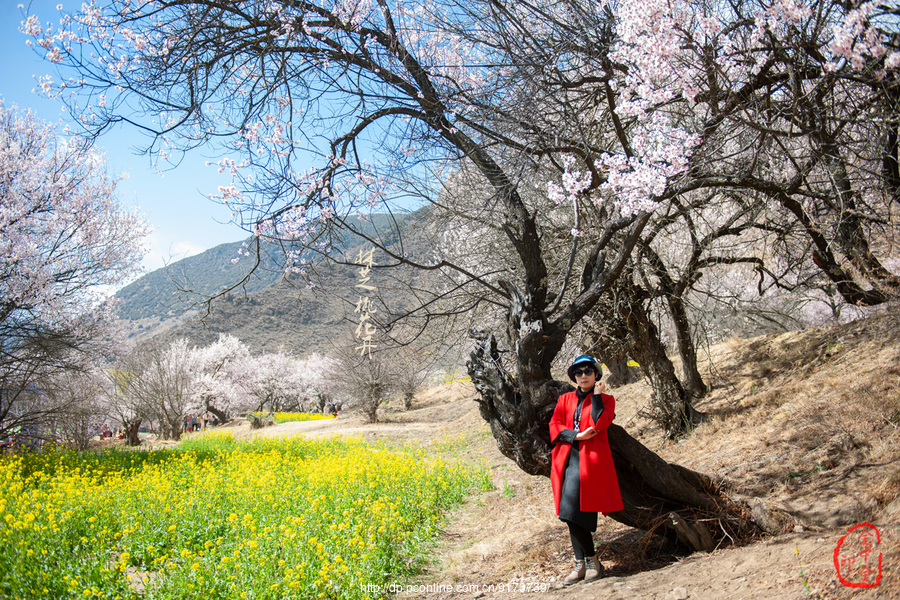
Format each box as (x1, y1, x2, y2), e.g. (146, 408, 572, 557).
(833, 522, 882, 588)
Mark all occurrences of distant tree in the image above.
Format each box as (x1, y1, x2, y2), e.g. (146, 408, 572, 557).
(0, 102, 147, 442)
(118, 339, 198, 441)
(43, 369, 109, 450)
(333, 346, 398, 423)
(244, 351, 307, 413)
(378, 340, 434, 411)
(105, 368, 142, 446)
(395, 364, 428, 411)
(191, 334, 252, 422)
(299, 353, 340, 412)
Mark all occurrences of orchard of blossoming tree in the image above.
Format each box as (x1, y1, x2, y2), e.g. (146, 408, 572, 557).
(20, 0, 900, 549)
(18, 330, 346, 448)
(36, 327, 422, 448)
(109, 335, 342, 443)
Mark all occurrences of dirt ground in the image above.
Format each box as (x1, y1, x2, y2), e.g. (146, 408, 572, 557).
(166, 304, 900, 599)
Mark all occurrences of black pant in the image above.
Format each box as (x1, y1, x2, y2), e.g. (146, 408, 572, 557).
(567, 521, 596, 560)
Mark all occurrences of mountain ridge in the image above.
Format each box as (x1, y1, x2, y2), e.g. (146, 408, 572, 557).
(113, 211, 435, 355)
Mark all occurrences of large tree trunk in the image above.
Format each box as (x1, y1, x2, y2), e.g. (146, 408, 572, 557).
(625, 297, 706, 438)
(123, 418, 141, 447)
(467, 331, 563, 476)
(815, 134, 900, 298)
(666, 293, 708, 399)
(207, 405, 227, 426)
(160, 415, 182, 441)
(585, 278, 704, 437)
(641, 246, 708, 400)
(467, 333, 760, 551)
(361, 400, 380, 424)
(776, 180, 897, 306)
(605, 356, 639, 387)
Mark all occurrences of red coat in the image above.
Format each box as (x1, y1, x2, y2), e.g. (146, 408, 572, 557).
(550, 391, 624, 515)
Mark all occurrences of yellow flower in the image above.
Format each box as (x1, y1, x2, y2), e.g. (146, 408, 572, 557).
(2, 432, 485, 600)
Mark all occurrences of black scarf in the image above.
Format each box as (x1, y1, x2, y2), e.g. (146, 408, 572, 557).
(575, 386, 604, 426)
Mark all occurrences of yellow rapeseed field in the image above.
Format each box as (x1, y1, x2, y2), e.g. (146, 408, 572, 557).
(272, 412, 335, 423)
(266, 412, 336, 424)
(0, 432, 490, 599)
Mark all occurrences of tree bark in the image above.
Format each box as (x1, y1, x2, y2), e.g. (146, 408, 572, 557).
(161, 416, 182, 441)
(207, 405, 227, 426)
(123, 418, 141, 447)
(815, 134, 900, 298)
(362, 402, 380, 423)
(583, 278, 704, 437)
(775, 188, 895, 306)
(666, 293, 708, 399)
(625, 296, 706, 438)
(467, 333, 758, 551)
(605, 356, 639, 387)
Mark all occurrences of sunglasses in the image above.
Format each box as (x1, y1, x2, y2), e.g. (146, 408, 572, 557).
(572, 368, 595, 377)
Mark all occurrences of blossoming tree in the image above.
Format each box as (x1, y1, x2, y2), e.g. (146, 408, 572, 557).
(118, 338, 199, 440)
(191, 333, 253, 422)
(0, 102, 147, 442)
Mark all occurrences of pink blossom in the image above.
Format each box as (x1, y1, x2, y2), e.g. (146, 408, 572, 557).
(0, 102, 148, 339)
(22, 14, 42, 36)
(46, 46, 62, 63)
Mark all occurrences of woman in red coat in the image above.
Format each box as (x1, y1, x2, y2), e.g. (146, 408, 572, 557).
(549, 355, 624, 585)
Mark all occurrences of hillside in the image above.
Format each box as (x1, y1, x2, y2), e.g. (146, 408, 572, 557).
(202, 302, 900, 599)
(164, 230, 438, 355)
(113, 238, 285, 339)
(114, 211, 432, 352)
(169, 273, 350, 354)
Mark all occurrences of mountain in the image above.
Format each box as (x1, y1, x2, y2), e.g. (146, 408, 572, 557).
(113, 239, 284, 336)
(116, 241, 284, 317)
(114, 211, 436, 354)
(166, 273, 349, 355)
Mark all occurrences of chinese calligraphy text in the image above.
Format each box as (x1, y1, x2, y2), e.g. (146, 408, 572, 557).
(353, 246, 378, 358)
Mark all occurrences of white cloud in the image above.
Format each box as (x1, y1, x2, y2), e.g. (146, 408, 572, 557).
(142, 231, 206, 272)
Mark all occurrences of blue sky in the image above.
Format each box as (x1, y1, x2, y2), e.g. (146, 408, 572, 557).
(1, 1, 248, 272)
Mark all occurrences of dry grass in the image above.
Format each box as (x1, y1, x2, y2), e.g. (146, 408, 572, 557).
(641, 303, 900, 532)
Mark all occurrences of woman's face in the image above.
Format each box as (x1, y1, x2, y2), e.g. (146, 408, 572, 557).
(573, 365, 596, 391)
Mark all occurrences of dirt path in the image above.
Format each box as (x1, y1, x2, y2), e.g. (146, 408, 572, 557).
(397, 407, 898, 600)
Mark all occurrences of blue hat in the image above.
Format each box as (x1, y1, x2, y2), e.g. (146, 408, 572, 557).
(567, 355, 598, 382)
